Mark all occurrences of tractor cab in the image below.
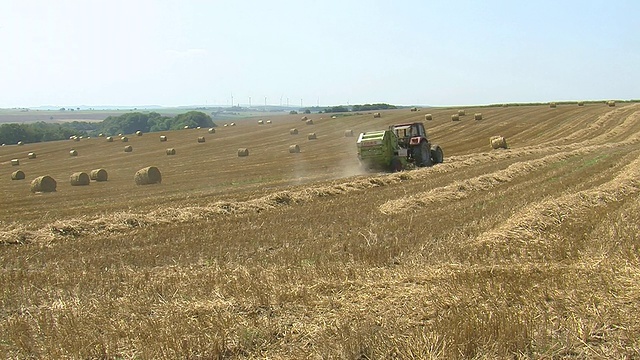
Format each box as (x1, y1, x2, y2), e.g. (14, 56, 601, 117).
(390, 122, 428, 148)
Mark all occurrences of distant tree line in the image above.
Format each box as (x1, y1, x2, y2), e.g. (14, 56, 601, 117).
(0, 111, 214, 145)
(321, 103, 397, 113)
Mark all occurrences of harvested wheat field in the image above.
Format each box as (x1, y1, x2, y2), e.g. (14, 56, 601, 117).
(1, 104, 640, 358)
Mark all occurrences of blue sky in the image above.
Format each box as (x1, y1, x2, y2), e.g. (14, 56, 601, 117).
(0, 0, 638, 108)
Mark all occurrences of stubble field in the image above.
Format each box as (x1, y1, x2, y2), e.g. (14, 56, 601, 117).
(1, 103, 639, 358)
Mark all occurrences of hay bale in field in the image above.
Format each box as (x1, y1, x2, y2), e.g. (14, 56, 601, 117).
(223, 123, 228, 127)
(134, 166, 162, 185)
(230, 122, 236, 126)
(73, 136, 80, 142)
(578, 101, 585, 106)
(124, 145, 133, 152)
(301, 116, 308, 121)
(331, 115, 337, 119)
(118, 133, 123, 137)
(30, 175, 57, 193)
(17, 141, 24, 146)
(197, 136, 205, 143)
(166, 148, 176, 155)
(258, 120, 264, 125)
(289, 144, 300, 153)
(28, 152, 36, 159)
(308, 133, 317, 140)
(290, 128, 298, 135)
(106, 136, 113, 142)
(184, 125, 190, 129)
(196, 126, 201, 130)
(425, 114, 433, 120)
(98, 133, 104, 137)
(70, 172, 90, 186)
(608, 100, 616, 107)
(11, 170, 25, 180)
(1, 144, 5, 146)
(474, 113, 483, 120)
(549, 102, 557, 108)
(160, 135, 167, 142)
(69, 136, 75, 140)
(90, 168, 108, 181)
(451, 114, 460, 121)
(208, 128, 215, 134)
(69, 149, 78, 156)
(266, 120, 272, 124)
(344, 130, 354, 137)
(458, 109, 466, 116)
(11, 159, 19, 166)
(305, 119, 313, 125)
(490, 136, 508, 149)
(237, 148, 249, 157)
(136, 130, 143, 136)
(121, 136, 128, 142)
(373, 112, 381, 118)
(410, 107, 418, 112)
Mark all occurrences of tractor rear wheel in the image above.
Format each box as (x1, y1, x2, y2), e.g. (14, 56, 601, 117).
(431, 144, 444, 164)
(390, 157, 404, 172)
(412, 141, 432, 167)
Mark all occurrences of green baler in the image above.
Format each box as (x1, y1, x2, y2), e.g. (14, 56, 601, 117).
(356, 130, 408, 172)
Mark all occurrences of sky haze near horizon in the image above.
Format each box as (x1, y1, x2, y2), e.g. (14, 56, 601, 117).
(0, 0, 638, 108)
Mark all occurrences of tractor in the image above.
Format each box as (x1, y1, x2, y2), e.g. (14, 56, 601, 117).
(356, 122, 443, 172)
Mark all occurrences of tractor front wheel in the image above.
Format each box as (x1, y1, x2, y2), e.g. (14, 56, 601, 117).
(390, 157, 404, 172)
(431, 144, 444, 164)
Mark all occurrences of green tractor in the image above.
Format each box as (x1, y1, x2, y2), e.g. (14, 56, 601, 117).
(356, 122, 443, 172)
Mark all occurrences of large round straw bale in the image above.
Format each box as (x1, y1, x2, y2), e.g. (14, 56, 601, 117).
(134, 166, 162, 185)
(549, 102, 557, 108)
(608, 100, 616, 107)
(11, 170, 25, 180)
(166, 148, 176, 155)
(69, 136, 75, 140)
(73, 136, 80, 142)
(258, 120, 264, 125)
(410, 107, 418, 112)
(208, 128, 215, 134)
(237, 148, 249, 157)
(266, 120, 272, 124)
(69, 149, 78, 156)
(289, 144, 300, 153)
(124, 145, 133, 152)
(98, 133, 105, 137)
(301, 116, 308, 121)
(196, 126, 201, 130)
(70, 172, 90, 186)
(11, 159, 19, 166)
(223, 123, 228, 127)
(17, 141, 24, 146)
(27, 152, 36, 159)
(305, 119, 313, 125)
(474, 113, 483, 120)
(184, 125, 190, 129)
(307, 133, 317, 140)
(197, 136, 205, 143)
(490, 136, 508, 149)
(30, 175, 57, 193)
(90, 168, 108, 181)
(373, 112, 381, 118)
(160, 135, 167, 142)
(290, 128, 298, 135)
(230, 122, 236, 126)
(344, 130, 354, 137)
(458, 109, 466, 116)
(136, 130, 143, 136)
(451, 114, 460, 121)
(106, 136, 114, 142)
(121, 136, 128, 142)
(425, 114, 433, 120)
(577, 101, 585, 106)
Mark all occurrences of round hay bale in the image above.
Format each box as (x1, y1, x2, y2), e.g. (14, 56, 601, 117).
(124, 145, 133, 152)
(373, 112, 381, 118)
(223, 123, 228, 127)
(237, 148, 249, 157)
(577, 101, 585, 106)
(549, 102, 557, 108)
(160, 135, 167, 142)
(410, 107, 418, 112)
(305, 119, 313, 125)
(289, 144, 300, 153)
(258, 120, 264, 125)
(1, 143, 5, 146)
(208, 128, 215, 134)
(134, 166, 162, 185)
(301, 116, 308, 121)
(17, 141, 24, 146)
(266, 120, 272, 124)
(73, 136, 80, 142)
(30, 175, 57, 193)
(290, 128, 299, 135)
(11, 170, 25, 180)
(474, 113, 483, 120)
(98, 133, 105, 137)
(451, 114, 460, 121)
(308, 133, 317, 140)
(458, 110, 466, 116)
(136, 130, 143, 136)
(11, 159, 19, 166)
(197, 136, 205, 143)
(196, 126, 201, 130)
(344, 130, 354, 137)
(166, 148, 176, 155)
(608, 100, 616, 107)
(106, 136, 114, 142)
(69, 149, 78, 156)
(425, 114, 433, 120)
(69, 136, 75, 140)
(90, 168, 108, 181)
(70, 172, 90, 186)
(184, 125, 190, 129)
(121, 136, 128, 142)
(27, 152, 36, 159)
(490, 136, 508, 149)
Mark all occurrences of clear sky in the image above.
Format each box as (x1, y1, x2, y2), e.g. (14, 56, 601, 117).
(0, 0, 638, 108)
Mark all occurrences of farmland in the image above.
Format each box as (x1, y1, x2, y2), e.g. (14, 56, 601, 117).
(1, 103, 640, 358)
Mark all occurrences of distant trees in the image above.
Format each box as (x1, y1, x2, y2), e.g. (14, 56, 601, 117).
(0, 122, 79, 144)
